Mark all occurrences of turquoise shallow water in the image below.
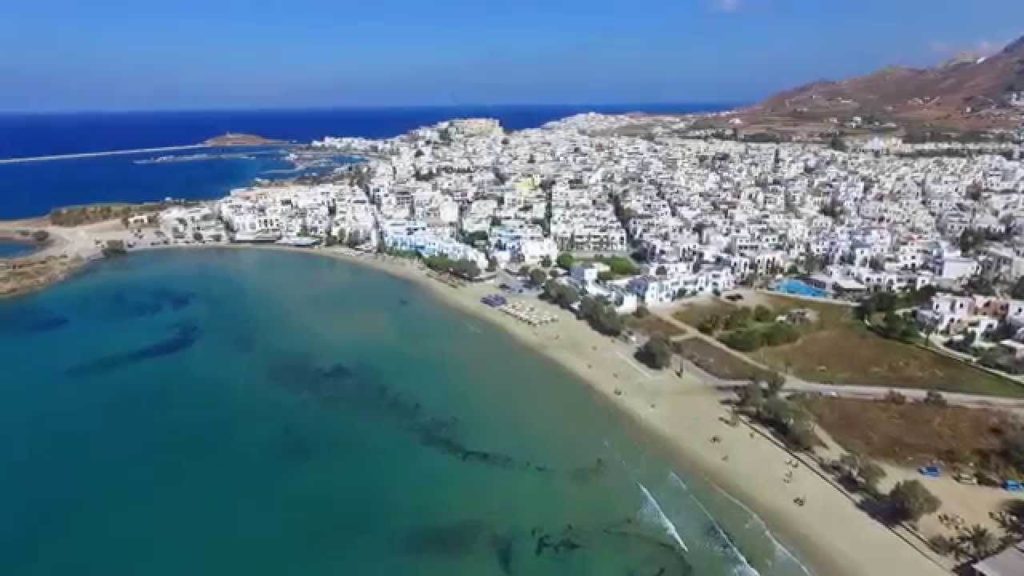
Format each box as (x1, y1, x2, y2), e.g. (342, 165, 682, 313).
(0, 249, 811, 576)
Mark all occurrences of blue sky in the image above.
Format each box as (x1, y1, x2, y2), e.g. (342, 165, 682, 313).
(2, 0, 1023, 111)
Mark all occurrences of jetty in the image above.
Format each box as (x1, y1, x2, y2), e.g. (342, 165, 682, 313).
(0, 144, 208, 165)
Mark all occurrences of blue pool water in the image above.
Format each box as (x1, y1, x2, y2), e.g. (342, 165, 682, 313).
(775, 279, 828, 298)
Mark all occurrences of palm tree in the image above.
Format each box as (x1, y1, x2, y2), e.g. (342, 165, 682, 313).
(956, 525, 999, 561)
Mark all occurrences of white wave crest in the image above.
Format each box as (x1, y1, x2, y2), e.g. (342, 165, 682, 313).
(705, 479, 813, 576)
(636, 480, 689, 552)
(669, 473, 760, 576)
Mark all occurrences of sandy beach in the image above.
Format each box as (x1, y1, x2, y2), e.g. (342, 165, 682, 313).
(265, 244, 951, 576)
(0, 233, 951, 576)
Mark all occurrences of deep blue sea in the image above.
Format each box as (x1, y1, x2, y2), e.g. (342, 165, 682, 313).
(0, 105, 727, 219)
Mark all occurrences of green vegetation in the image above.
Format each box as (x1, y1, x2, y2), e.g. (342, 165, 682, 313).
(719, 322, 800, 352)
(423, 255, 480, 279)
(886, 480, 941, 524)
(50, 202, 174, 227)
(756, 294, 1024, 397)
(697, 305, 801, 352)
(101, 239, 127, 258)
(529, 268, 548, 287)
(541, 280, 581, 309)
(834, 452, 887, 496)
(636, 335, 673, 370)
(586, 255, 638, 278)
(556, 252, 574, 270)
(579, 296, 623, 336)
(736, 383, 819, 451)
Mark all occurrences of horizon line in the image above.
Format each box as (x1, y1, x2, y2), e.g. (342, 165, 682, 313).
(0, 101, 745, 116)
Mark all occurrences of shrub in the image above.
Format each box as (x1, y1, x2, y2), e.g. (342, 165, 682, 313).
(579, 296, 623, 336)
(636, 335, 673, 370)
(762, 371, 786, 397)
(720, 328, 763, 352)
(31, 230, 50, 243)
(753, 305, 773, 323)
(697, 315, 721, 335)
(556, 252, 574, 270)
(887, 480, 941, 523)
(542, 280, 580, 309)
(922, 391, 948, 407)
(884, 390, 907, 405)
(723, 308, 753, 331)
(762, 322, 800, 346)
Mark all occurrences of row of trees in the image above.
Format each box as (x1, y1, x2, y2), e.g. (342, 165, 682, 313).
(540, 280, 622, 336)
(735, 381, 818, 451)
(423, 255, 481, 279)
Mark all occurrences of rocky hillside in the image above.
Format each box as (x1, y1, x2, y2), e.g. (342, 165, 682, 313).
(728, 35, 1024, 136)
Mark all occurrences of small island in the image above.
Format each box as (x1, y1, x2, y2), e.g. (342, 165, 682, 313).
(202, 133, 285, 147)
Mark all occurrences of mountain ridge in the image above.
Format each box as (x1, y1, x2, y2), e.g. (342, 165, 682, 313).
(722, 35, 1024, 136)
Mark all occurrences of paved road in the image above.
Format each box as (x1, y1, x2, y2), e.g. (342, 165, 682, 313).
(654, 308, 1024, 413)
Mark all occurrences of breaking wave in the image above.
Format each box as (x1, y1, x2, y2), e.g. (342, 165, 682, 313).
(669, 472, 760, 576)
(636, 480, 689, 552)
(704, 477, 813, 576)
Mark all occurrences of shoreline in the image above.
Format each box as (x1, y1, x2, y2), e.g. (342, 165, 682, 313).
(183, 243, 949, 576)
(0, 240, 950, 575)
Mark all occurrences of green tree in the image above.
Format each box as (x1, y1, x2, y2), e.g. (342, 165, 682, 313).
(452, 259, 481, 279)
(579, 296, 624, 336)
(636, 335, 673, 370)
(540, 256, 553, 268)
(958, 228, 986, 255)
(556, 252, 575, 270)
(859, 461, 887, 495)
(887, 480, 941, 523)
(954, 525, 999, 562)
(737, 381, 766, 412)
(763, 371, 786, 397)
(529, 268, 548, 287)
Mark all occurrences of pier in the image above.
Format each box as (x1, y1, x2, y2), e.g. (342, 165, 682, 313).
(0, 144, 208, 165)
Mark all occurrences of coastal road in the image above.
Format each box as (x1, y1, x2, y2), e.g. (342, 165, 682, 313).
(651, 308, 1024, 412)
(679, 357, 1024, 413)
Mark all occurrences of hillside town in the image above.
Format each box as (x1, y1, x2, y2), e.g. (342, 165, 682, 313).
(146, 115, 1024, 369)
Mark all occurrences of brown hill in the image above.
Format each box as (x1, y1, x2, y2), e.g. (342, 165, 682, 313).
(731, 35, 1024, 136)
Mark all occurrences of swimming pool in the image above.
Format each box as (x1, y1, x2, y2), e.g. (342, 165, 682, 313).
(775, 278, 828, 298)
